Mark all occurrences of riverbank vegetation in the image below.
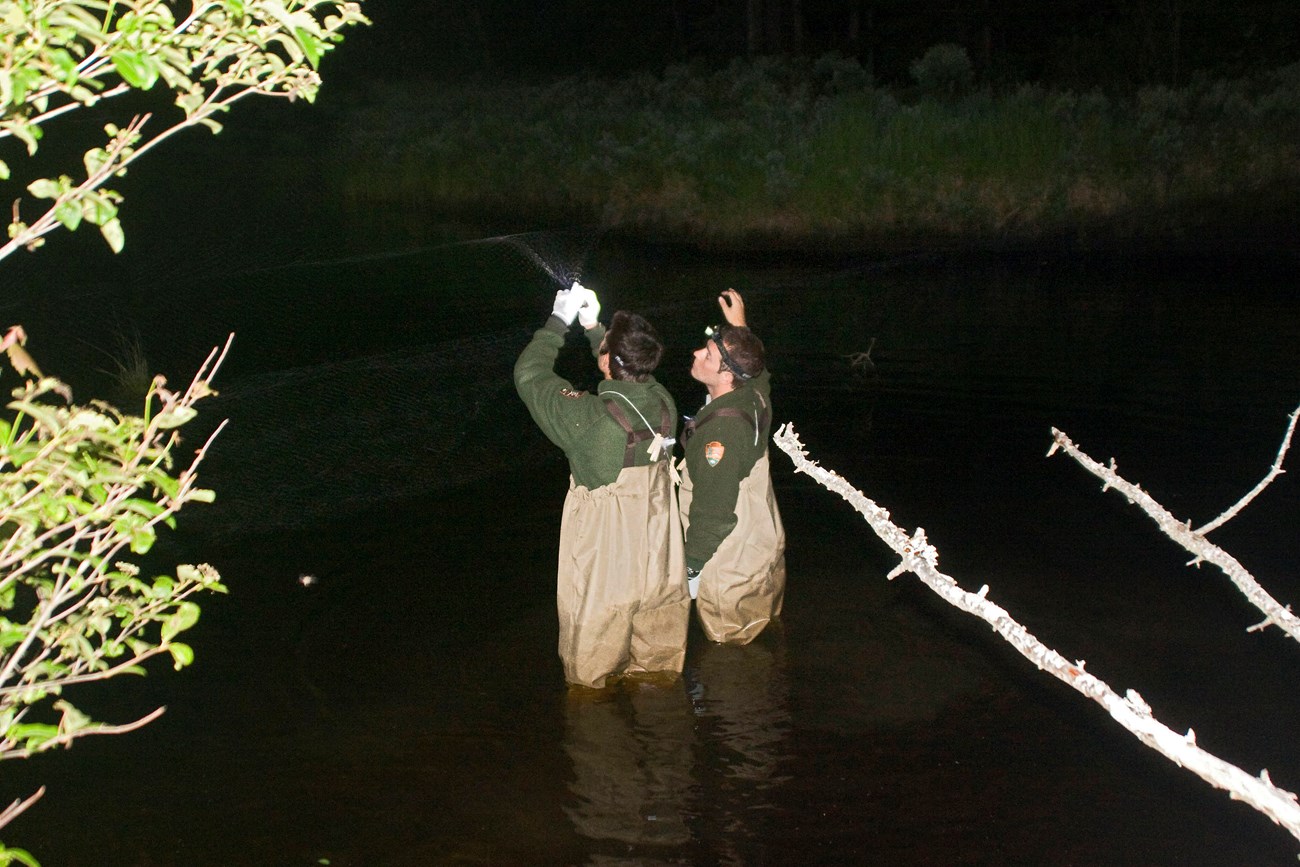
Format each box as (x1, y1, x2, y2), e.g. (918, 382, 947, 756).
(329, 52, 1300, 252)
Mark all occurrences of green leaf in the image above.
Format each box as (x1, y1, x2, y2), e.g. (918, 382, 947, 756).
(168, 641, 194, 669)
(9, 723, 58, 749)
(187, 487, 215, 503)
(25, 179, 60, 200)
(12, 123, 40, 156)
(0, 842, 42, 866)
(112, 51, 159, 90)
(153, 406, 196, 429)
(55, 200, 83, 231)
(123, 498, 166, 519)
(100, 218, 125, 253)
(0, 159, 8, 181)
(53, 700, 92, 734)
(49, 47, 78, 81)
(87, 194, 119, 225)
(147, 470, 181, 499)
(129, 522, 156, 555)
(294, 27, 323, 68)
(175, 88, 204, 117)
(160, 600, 201, 642)
(83, 147, 112, 178)
(6, 401, 62, 434)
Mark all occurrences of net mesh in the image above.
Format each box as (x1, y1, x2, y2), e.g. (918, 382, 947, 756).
(185, 329, 544, 536)
(2, 216, 878, 541)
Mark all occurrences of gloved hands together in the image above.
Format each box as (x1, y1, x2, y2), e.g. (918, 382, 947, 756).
(551, 281, 602, 328)
(551, 285, 586, 326)
(686, 567, 700, 600)
(574, 281, 601, 329)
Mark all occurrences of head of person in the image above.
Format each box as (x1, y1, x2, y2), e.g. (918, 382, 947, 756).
(690, 324, 765, 394)
(598, 311, 664, 382)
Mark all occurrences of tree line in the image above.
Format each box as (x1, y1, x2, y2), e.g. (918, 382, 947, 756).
(352, 0, 1299, 90)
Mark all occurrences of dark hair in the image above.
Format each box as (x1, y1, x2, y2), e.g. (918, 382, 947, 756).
(719, 326, 766, 380)
(604, 311, 663, 382)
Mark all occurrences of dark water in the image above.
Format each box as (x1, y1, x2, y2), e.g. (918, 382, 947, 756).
(3, 145, 1300, 865)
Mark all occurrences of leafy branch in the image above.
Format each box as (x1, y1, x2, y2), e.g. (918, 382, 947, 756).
(0, 328, 232, 779)
(0, 0, 371, 261)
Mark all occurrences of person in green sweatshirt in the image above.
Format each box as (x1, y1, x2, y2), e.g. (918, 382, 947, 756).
(514, 282, 690, 688)
(678, 288, 786, 645)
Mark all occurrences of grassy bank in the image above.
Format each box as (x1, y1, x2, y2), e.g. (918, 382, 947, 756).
(325, 56, 1300, 253)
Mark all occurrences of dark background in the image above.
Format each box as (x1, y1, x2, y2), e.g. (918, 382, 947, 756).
(3, 2, 1300, 864)
(333, 0, 1300, 89)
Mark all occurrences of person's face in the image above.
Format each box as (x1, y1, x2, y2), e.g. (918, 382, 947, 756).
(598, 339, 612, 379)
(690, 338, 728, 388)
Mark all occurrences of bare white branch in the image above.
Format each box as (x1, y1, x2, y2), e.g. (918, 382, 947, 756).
(1195, 405, 1298, 535)
(773, 422, 1300, 847)
(1049, 427, 1300, 643)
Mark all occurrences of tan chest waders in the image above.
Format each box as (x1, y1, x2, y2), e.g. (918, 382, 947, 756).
(554, 398, 689, 688)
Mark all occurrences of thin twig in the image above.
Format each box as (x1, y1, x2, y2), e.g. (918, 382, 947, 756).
(0, 706, 166, 761)
(0, 786, 45, 833)
(1195, 405, 1298, 535)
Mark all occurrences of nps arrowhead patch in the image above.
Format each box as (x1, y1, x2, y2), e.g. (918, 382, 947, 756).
(704, 441, 725, 467)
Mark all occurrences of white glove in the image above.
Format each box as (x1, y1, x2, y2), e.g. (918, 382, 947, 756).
(551, 287, 584, 326)
(686, 568, 700, 600)
(574, 282, 601, 329)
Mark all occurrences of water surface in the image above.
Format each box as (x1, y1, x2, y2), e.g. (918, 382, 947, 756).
(3, 175, 1299, 865)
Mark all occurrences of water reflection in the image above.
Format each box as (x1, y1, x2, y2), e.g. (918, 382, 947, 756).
(561, 627, 796, 865)
(563, 674, 696, 865)
(686, 626, 793, 866)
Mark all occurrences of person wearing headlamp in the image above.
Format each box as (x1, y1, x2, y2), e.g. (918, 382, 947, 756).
(679, 288, 786, 645)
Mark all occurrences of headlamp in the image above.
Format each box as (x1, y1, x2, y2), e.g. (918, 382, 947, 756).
(705, 324, 753, 381)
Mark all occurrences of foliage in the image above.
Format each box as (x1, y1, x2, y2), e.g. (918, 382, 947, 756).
(0, 0, 371, 263)
(0, 328, 230, 861)
(332, 55, 1300, 245)
(0, 2, 371, 860)
(909, 43, 974, 101)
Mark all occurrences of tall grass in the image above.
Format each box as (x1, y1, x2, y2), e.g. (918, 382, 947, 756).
(327, 57, 1300, 247)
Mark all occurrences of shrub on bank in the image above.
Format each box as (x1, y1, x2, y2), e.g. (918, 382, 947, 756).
(330, 56, 1300, 247)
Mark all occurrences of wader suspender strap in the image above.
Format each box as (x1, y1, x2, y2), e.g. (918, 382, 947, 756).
(683, 391, 770, 447)
(603, 396, 673, 468)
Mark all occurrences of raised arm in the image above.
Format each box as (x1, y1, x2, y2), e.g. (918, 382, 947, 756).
(719, 288, 747, 327)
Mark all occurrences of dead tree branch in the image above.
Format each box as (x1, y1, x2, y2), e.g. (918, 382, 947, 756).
(1196, 406, 1298, 536)
(1048, 419, 1300, 644)
(773, 422, 1300, 847)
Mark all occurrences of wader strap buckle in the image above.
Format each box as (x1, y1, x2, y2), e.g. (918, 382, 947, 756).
(604, 397, 674, 468)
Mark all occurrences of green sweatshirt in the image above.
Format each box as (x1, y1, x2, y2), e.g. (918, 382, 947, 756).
(683, 369, 772, 570)
(514, 317, 678, 490)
